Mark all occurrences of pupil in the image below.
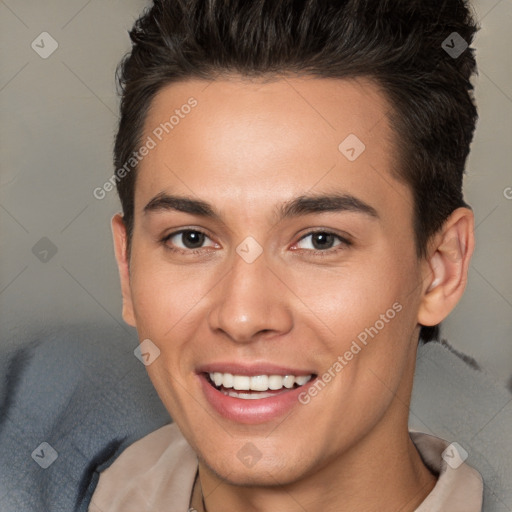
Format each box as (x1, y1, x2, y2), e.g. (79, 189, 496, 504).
(313, 233, 333, 250)
(183, 231, 204, 249)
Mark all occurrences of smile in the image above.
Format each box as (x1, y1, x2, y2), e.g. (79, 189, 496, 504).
(207, 372, 313, 399)
(197, 362, 318, 423)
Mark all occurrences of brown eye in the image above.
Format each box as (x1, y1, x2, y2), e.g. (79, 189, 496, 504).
(310, 232, 336, 250)
(295, 231, 351, 253)
(161, 229, 216, 253)
(177, 230, 205, 249)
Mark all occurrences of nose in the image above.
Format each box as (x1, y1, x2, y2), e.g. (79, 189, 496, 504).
(208, 248, 293, 344)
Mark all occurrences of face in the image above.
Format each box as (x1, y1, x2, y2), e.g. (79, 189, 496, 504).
(114, 76, 432, 486)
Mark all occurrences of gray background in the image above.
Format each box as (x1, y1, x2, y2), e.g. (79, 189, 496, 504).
(1, 0, 511, 384)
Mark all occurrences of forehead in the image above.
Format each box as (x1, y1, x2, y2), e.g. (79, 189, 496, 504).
(135, 75, 411, 226)
(144, 75, 392, 163)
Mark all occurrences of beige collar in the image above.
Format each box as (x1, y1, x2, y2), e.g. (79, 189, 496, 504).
(190, 469, 206, 512)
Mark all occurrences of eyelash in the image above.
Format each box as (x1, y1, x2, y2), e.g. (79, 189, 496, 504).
(160, 229, 352, 257)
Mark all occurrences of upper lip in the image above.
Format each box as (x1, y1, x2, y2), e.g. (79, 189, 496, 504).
(196, 362, 316, 377)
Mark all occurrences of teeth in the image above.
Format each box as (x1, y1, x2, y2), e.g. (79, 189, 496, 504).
(268, 375, 283, 390)
(222, 390, 277, 399)
(250, 375, 268, 391)
(208, 372, 313, 392)
(295, 375, 311, 386)
(233, 375, 250, 390)
(222, 373, 234, 388)
(283, 375, 295, 389)
(213, 372, 223, 387)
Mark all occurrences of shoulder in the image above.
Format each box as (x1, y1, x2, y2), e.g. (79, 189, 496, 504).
(411, 340, 512, 510)
(89, 423, 198, 512)
(410, 431, 483, 512)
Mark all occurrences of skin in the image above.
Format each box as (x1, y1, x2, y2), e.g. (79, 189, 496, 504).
(112, 75, 474, 512)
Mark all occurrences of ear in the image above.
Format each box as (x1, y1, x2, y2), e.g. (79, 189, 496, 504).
(417, 207, 475, 327)
(111, 213, 136, 327)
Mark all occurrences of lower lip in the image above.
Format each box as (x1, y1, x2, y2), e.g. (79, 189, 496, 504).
(199, 374, 314, 424)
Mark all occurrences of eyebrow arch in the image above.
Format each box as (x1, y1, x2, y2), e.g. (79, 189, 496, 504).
(143, 191, 379, 221)
(277, 193, 378, 220)
(144, 192, 220, 219)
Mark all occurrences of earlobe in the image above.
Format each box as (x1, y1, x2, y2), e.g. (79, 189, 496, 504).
(111, 213, 137, 327)
(417, 207, 475, 327)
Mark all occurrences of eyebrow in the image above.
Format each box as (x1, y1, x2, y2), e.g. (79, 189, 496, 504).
(143, 191, 379, 222)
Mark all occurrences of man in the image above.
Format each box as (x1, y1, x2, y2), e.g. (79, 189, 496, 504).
(89, 0, 484, 510)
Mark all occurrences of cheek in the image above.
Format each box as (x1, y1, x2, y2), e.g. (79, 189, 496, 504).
(293, 249, 419, 392)
(127, 256, 206, 408)
(287, 251, 415, 341)
(129, 252, 210, 338)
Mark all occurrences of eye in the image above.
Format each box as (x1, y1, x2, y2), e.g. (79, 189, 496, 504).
(293, 230, 351, 254)
(160, 228, 351, 257)
(161, 229, 217, 254)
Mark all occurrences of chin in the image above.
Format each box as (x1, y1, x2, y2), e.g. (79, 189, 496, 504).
(199, 450, 312, 487)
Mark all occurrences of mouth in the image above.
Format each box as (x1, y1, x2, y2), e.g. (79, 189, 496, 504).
(197, 363, 319, 423)
(204, 371, 316, 399)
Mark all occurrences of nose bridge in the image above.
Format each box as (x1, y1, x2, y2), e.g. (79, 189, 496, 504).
(209, 244, 292, 343)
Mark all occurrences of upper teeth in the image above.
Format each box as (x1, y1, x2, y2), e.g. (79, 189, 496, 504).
(208, 372, 312, 391)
